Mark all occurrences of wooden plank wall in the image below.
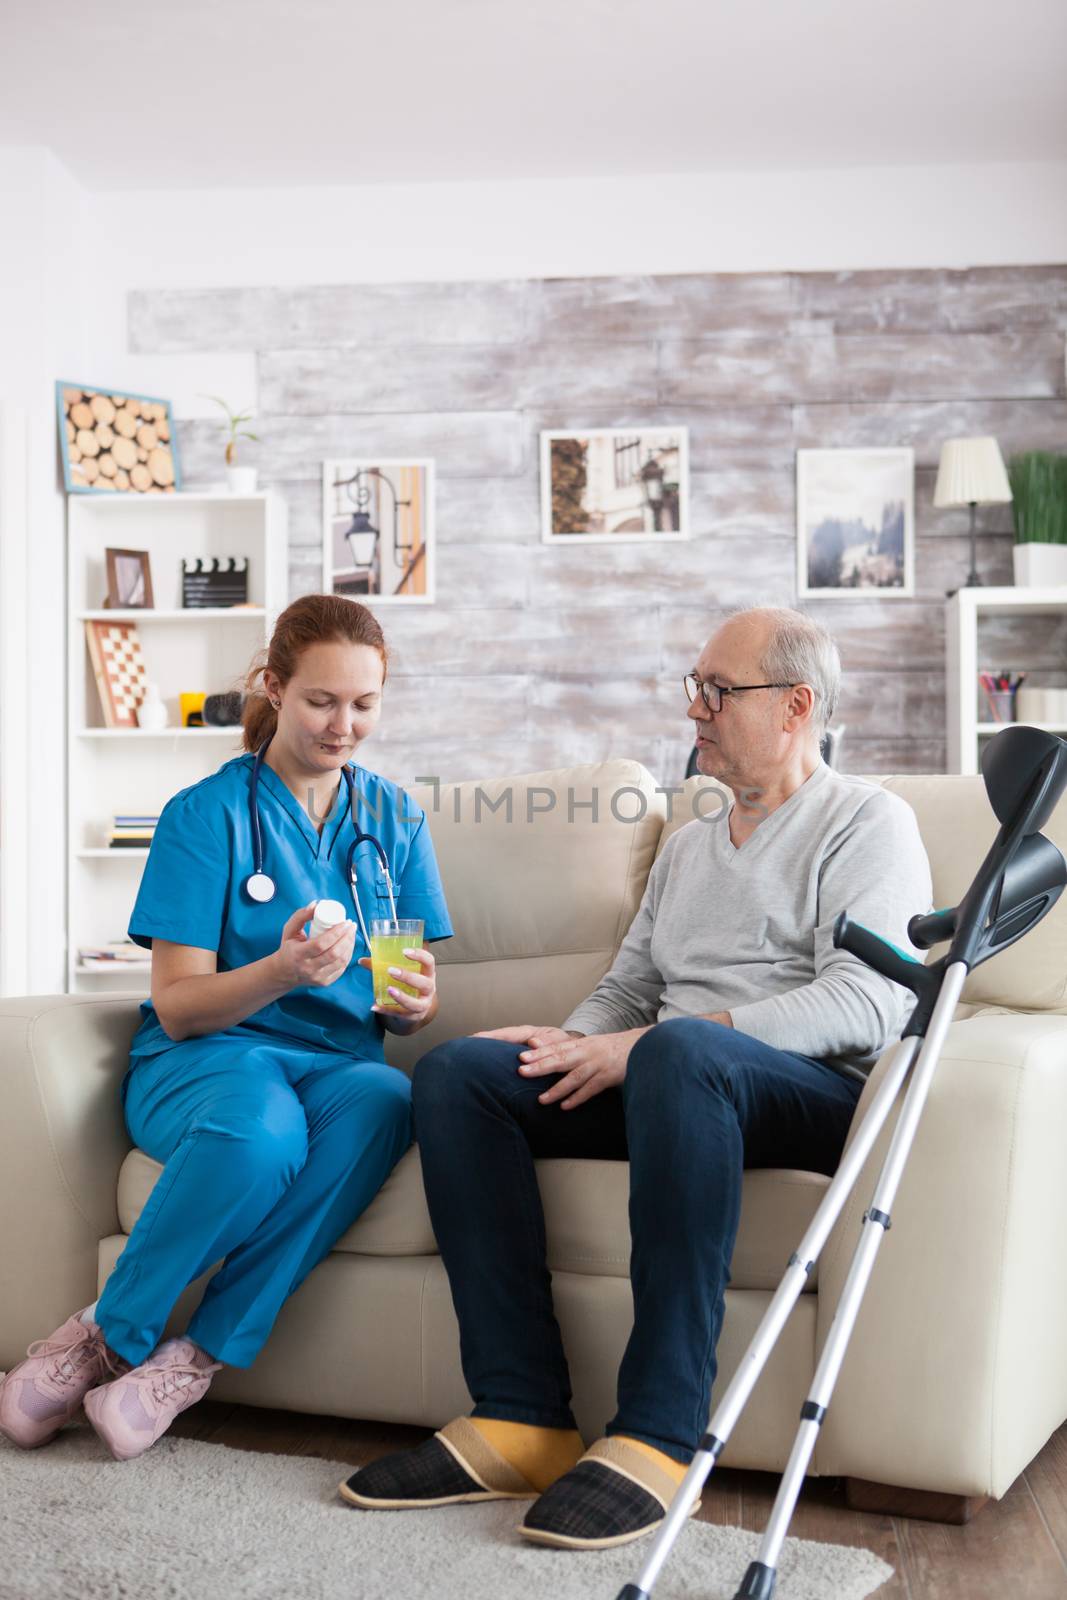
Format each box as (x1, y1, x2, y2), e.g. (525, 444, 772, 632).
(128, 266, 1067, 786)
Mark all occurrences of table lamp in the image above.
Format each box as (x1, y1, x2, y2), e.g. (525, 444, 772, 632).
(934, 436, 1012, 593)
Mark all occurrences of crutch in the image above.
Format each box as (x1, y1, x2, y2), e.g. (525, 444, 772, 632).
(617, 724, 1067, 1600)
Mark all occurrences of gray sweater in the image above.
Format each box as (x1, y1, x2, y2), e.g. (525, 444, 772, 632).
(563, 764, 933, 1076)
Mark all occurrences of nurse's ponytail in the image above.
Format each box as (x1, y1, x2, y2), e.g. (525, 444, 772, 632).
(241, 594, 389, 753)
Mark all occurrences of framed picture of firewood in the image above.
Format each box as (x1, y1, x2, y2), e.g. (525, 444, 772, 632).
(56, 383, 181, 495)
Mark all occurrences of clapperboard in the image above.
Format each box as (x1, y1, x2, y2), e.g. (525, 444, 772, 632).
(181, 556, 250, 608)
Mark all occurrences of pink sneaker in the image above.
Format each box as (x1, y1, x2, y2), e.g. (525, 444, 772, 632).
(0, 1310, 128, 1449)
(83, 1337, 221, 1462)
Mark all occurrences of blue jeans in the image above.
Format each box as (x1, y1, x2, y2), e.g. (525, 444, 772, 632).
(412, 1017, 862, 1465)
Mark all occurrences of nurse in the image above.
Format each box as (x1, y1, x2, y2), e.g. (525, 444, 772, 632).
(0, 593, 452, 1461)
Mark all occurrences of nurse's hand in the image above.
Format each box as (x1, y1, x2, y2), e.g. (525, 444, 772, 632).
(275, 903, 356, 988)
(360, 944, 438, 1033)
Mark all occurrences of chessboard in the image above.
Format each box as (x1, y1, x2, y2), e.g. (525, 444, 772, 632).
(85, 620, 149, 729)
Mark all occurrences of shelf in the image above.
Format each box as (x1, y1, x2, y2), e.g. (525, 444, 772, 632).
(77, 608, 265, 622)
(74, 963, 151, 977)
(978, 722, 1067, 735)
(67, 489, 287, 997)
(76, 848, 150, 858)
(951, 587, 1067, 618)
(77, 727, 241, 738)
(68, 492, 273, 508)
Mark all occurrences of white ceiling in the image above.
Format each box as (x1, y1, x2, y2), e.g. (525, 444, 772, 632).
(5, 0, 1067, 190)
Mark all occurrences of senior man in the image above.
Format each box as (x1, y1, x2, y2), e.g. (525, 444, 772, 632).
(341, 605, 933, 1550)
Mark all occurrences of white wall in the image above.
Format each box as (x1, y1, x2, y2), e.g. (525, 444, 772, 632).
(0, 147, 89, 992)
(87, 158, 1067, 421)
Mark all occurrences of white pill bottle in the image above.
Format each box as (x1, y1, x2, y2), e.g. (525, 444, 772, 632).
(309, 899, 347, 940)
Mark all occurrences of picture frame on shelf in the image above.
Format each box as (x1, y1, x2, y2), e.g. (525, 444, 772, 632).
(540, 427, 689, 544)
(323, 459, 435, 603)
(104, 547, 154, 609)
(84, 620, 149, 729)
(56, 382, 180, 496)
(796, 447, 915, 599)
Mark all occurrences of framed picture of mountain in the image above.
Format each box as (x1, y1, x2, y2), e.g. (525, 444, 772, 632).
(797, 448, 914, 598)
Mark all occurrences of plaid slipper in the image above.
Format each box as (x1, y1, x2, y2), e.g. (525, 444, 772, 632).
(339, 1416, 539, 1509)
(519, 1437, 698, 1550)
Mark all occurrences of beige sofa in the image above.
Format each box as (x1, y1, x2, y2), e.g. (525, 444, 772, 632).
(3, 761, 1067, 1509)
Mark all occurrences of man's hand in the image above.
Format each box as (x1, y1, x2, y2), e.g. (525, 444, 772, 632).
(514, 1027, 650, 1111)
(473, 1024, 579, 1049)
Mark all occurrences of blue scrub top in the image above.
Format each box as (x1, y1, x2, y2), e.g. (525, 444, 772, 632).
(127, 754, 453, 1065)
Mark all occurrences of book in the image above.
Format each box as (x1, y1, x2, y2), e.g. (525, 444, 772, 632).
(78, 940, 149, 963)
(79, 956, 151, 972)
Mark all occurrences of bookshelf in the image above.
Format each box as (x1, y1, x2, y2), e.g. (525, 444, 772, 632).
(66, 492, 288, 992)
(946, 588, 1067, 775)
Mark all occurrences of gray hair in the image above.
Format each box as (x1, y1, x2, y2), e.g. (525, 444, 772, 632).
(730, 606, 841, 737)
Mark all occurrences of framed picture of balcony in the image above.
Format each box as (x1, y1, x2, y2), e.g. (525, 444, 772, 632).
(540, 428, 689, 543)
(797, 447, 915, 598)
(323, 459, 435, 604)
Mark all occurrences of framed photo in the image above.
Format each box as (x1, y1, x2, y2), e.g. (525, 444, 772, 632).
(56, 383, 180, 496)
(84, 621, 148, 729)
(105, 548, 154, 609)
(540, 428, 689, 544)
(323, 460, 435, 604)
(797, 448, 915, 598)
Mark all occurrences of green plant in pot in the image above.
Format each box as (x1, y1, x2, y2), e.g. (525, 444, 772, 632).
(1009, 451, 1067, 587)
(204, 396, 259, 495)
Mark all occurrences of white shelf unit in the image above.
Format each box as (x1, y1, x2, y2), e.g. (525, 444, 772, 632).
(946, 587, 1067, 775)
(67, 492, 288, 993)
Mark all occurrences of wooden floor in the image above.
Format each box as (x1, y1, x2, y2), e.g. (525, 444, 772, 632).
(170, 1401, 1067, 1598)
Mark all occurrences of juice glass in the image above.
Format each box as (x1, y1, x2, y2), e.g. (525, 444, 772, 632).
(369, 918, 424, 1010)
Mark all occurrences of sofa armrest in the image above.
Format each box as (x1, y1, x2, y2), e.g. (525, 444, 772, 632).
(0, 995, 141, 1365)
(815, 1011, 1067, 1497)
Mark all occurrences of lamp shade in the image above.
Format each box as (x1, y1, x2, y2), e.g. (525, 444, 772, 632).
(934, 436, 1012, 508)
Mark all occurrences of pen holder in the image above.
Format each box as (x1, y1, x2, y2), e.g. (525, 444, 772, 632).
(987, 690, 1016, 724)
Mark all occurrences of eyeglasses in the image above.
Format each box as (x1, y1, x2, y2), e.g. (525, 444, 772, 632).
(683, 674, 798, 713)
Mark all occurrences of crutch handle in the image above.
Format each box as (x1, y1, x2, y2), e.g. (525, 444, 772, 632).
(907, 906, 957, 949)
(833, 912, 927, 994)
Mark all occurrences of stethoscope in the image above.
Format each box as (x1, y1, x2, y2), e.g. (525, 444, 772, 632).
(245, 737, 398, 949)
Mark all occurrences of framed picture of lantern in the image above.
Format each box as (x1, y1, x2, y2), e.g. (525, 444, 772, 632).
(56, 383, 181, 495)
(322, 459, 435, 604)
(540, 427, 689, 543)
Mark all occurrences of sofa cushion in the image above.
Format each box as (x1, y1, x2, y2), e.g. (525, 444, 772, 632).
(117, 1145, 827, 1292)
(382, 762, 668, 1073)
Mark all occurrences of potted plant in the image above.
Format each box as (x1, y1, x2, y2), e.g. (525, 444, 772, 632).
(205, 396, 259, 494)
(1010, 451, 1067, 587)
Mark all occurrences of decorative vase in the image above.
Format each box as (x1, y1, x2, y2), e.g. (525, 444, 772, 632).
(1012, 543, 1067, 588)
(137, 682, 168, 732)
(226, 466, 257, 495)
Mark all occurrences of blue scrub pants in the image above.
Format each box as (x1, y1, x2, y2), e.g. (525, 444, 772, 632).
(95, 1039, 412, 1369)
(413, 1018, 862, 1464)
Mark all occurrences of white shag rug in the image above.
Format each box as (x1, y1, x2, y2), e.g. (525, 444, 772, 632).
(0, 1427, 893, 1600)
